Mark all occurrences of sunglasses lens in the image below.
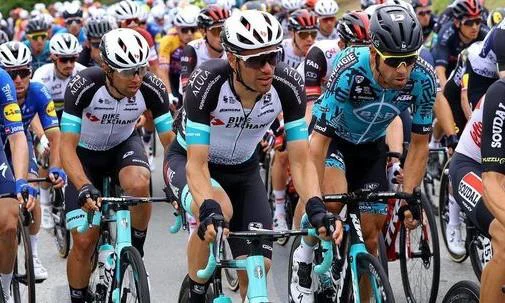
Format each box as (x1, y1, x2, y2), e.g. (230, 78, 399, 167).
(29, 33, 47, 40)
(59, 57, 77, 63)
(384, 55, 418, 68)
(66, 18, 82, 25)
(463, 18, 481, 26)
(91, 42, 100, 48)
(117, 66, 148, 78)
(8, 69, 31, 79)
(209, 27, 222, 36)
(244, 52, 280, 69)
(299, 31, 317, 39)
(182, 27, 196, 34)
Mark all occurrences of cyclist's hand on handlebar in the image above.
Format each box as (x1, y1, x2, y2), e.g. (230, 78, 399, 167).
(78, 183, 102, 212)
(317, 219, 344, 245)
(49, 167, 66, 188)
(306, 197, 342, 243)
(15, 179, 37, 211)
(260, 130, 275, 152)
(399, 200, 419, 230)
(197, 199, 228, 242)
(135, 114, 146, 128)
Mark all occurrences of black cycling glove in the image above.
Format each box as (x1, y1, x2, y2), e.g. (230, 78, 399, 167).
(306, 196, 327, 228)
(446, 134, 459, 150)
(78, 184, 101, 207)
(197, 199, 224, 241)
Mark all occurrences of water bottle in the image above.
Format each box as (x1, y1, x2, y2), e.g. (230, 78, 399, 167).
(97, 244, 115, 298)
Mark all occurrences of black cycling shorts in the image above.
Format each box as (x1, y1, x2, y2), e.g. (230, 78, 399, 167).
(467, 60, 497, 108)
(65, 133, 150, 213)
(164, 141, 273, 259)
(449, 152, 494, 237)
(324, 136, 388, 215)
(443, 78, 467, 137)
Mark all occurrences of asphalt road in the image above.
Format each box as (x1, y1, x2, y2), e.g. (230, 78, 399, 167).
(31, 152, 479, 303)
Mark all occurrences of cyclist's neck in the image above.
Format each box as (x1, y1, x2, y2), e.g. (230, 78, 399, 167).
(105, 76, 126, 100)
(54, 65, 69, 80)
(231, 73, 261, 108)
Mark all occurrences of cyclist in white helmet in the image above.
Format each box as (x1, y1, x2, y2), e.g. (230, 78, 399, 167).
(60, 28, 174, 303)
(280, 0, 305, 38)
(147, 4, 168, 49)
(54, 3, 86, 45)
(314, 0, 339, 40)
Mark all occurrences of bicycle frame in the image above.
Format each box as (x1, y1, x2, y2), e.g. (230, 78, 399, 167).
(382, 197, 403, 261)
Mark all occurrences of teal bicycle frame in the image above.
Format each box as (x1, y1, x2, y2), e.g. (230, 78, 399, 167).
(196, 214, 334, 303)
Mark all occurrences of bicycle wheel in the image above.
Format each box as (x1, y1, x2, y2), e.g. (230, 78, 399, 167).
(468, 229, 492, 281)
(353, 253, 395, 303)
(378, 234, 388, 277)
(0, 282, 5, 303)
(177, 274, 215, 303)
(441, 280, 480, 303)
(12, 221, 35, 303)
(52, 188, 70, 258)
(399, 195, 440, 303)
(223, 239, 239, 291)
(438, 160, 468, 263)
(287, 235, 301, 301)
(117, 246, 150, 303)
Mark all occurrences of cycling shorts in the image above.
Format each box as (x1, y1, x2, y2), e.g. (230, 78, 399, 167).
(0, 144, 16, 198)
(5, 132, 39, 177)
(324, 136, 388, 215)
(65, 133, 150, 213)
(164, 141, 273, 259)
(443, 78, 466, 137)
(449, 152, 494, 237)
(466, 60, 497, 108)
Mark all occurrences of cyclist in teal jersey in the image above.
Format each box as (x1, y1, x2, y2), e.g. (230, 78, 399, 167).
(290, 5, 437, 301)
(23, 16, 51, 70)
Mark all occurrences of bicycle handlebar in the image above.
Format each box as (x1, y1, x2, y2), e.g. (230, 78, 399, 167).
(323, 189, 419, 204)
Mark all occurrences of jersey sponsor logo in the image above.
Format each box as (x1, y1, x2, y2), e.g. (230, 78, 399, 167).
(355, 75, 364, 84)
(470, 121, 483, 148)
(458, 172, 483, 209)
(147, 74, 166, 93)
(45, 101, 57, 117)
(305, 71, 318, 80)
(314, 124, 327, 133)
(325, 47, 338, 59)
(282, 66, 304, 87)
(94, 106, 115, 110)
(3, 103, 22, 122)
(180, 56, 190, 63)
(69, 74, 88, 95)
(491, 102, 505, 148)
(188, 68, 211, 98)
(306, 59, 319, 69)
(225, 116, 270, 129)
(258, 108, 275, 117)
(210, 116, 225, 126)
(98, 98, 112, 105)
(482, 157, 505, 164)
(4, 125, 24, 135)
(0, 162, 8, 178)
(101, 113, 138, 125)
(353, 103, 400, 124)
(85, 112, 100, 122)
(123, 151, 134, 159)
(218, 108, 241, 113)
(2, 83, 14, 101)
(334, 52, 357, 73)
(223, 95, 236, 104)
(395, 95, 413, 102)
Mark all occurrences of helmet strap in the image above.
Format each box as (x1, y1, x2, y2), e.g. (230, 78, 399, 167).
(234, 61, 257, 93)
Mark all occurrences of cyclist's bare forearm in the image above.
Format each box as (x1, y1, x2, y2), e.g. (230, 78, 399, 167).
(46, 128, 62, 168)
(288, 140, 322, 202)
(61, 132, 90, 189)
(309, 132, 331, 189)
(460, 89, 472, 120)
(402, 133, 429, 193)
(434, 92, 458, 136)
(158, 64, 172, 94)
(29, 113, 45, 138)
(187, 146, 214, 212)
(9, 131, 29, 181)
(483, 172, 505, 228)
(436, 66, 447, 88)
(386, 116, 403, 158)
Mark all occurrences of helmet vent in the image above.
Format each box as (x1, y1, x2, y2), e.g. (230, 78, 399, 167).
(115, 54, 128, 65)
(252, 29, 264, 43)
(237, 33, 254, 45)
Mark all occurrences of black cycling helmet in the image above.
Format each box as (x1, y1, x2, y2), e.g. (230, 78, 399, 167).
(337, 11, 371, 44)
(85, 15, 117, 39)
(197, 5, 231, 28)
(451, 0, 481, 20)
(288, 9, 318, 31)
(370, 5, 423, 54)
(25, 16, 50, 34)
(410, 0, 432, 9)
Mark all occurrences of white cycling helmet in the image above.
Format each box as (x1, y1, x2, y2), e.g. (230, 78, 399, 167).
(85, 15, 117, 38)
(50, 33, 82, 56)
(217, 0, 236, 10)
(34, 3, 46, 12)
(138, 5, 149, 22)
(222, 10, 283, 53)
(150, 5, 166, 20)
(314, 0, 339, 17)
(100, 28, 149, 69)
(282, 0, 304, 12)
(113, 0, 141, 21)
(0, 42, 32, 68)
(173, 5, 199, 27)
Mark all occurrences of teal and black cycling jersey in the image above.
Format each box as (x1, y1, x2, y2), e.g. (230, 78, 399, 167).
(312, 46, 437, 144)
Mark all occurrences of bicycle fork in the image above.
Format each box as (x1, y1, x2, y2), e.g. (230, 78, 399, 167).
(110, 208, 132, 303)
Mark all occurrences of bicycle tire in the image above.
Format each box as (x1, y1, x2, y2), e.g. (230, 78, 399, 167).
(378, 234, 389, 277)
(287, 235, 301, 302)
(352, 253, 395, 303)
(118, 246, 150, 303)
(441, 280, 480, 303)
(399, 194, 440, 303)
(468, 229, 492, 281)
(438, 159, 468, 263)
(53, 187, 70, 258)
(177, 274, 215, 303)
(0, 281, 5, 303)
(223, 239, 239, 292)
(12, 220, 35, 303)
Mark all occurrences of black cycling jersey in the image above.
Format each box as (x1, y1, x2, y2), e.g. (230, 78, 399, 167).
(77, 45, 98, 67)
(432, 22, 488, 76)
(481, 79, 505, 174)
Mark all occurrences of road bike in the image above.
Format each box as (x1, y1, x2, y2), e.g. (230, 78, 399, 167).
(441, 280, 480, 303)
(177, 213, 334, 302)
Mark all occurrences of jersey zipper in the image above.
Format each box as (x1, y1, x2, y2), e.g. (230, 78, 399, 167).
(105, 101, 120, 147)
(230, 101, 259, 159)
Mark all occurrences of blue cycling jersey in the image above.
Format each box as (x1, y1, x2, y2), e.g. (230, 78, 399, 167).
(313, 46, 437, 144)
(23, 40, 51, 70)
(0, 68, 24, 136)
(0, 81, 58, 141)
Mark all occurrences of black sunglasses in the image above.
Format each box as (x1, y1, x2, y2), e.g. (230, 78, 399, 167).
(297, 31, 318, 39)
(65, 18, 82, 25)
(7, 68, 31, 79)
(462, 18, 482, 26)
(235, 49, 282, 69)
(90, 41, 101, 48)
(181, 27, 197, 34)
(58, 56, 78, 63)
(417, 9, 432, 16)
